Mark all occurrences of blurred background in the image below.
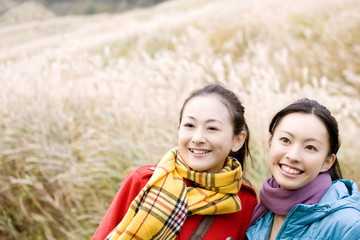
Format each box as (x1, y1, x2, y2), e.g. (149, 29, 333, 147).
(1, 0, 359, 239)
(0, 0, 169, 16)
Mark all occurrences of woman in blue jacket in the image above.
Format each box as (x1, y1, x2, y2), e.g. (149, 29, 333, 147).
(246, 98, 360, 240)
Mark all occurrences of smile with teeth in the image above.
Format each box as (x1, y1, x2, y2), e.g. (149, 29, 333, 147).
(280, 164, 303, 175)
(190, 149, 210, 154)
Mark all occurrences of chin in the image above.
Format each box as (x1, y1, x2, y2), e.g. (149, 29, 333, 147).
(189, 166, 207, 172)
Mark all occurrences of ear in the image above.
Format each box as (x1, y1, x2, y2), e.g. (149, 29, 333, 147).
(231, 131, 246, 152)
(268, 137, 272, 151)
(320, 154, 336, 172)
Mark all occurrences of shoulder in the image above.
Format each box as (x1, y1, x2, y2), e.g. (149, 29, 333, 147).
(119, 165, 157, 190)
(312, 180, 360, 239)
(327, 180, 360, 220)
(317, 207, 360, 239)
(126, 164, 157, 180)
(91, 165, 157, 240)
(322, 179, 360, 203)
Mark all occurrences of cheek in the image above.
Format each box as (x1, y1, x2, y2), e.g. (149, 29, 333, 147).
(268, 146, 280, 164)
(178, 135, 186, 146)
(178, 131, 192, 147)
(178, 129, 187, 140)
(307, 155, 327, 169)
(268, 153, 276, 166)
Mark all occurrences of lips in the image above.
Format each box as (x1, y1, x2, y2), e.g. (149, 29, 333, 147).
(280, 164, 303, 175)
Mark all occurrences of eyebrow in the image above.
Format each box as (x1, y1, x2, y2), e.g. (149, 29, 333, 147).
(186, 116, 224, 124)
(280, 131, 323, 144)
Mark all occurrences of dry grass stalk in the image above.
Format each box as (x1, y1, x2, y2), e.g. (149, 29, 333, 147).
(0, 0, 359, 238)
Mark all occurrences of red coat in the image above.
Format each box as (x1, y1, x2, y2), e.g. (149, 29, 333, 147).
(92, 165, 257, 240)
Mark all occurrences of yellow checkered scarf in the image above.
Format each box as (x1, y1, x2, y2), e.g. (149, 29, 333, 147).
(106, 147, 242, 240)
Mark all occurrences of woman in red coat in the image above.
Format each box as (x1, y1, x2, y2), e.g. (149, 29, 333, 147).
(92, 84, 257, 240)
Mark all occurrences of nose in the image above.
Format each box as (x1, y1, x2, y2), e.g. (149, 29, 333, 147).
(285, 145, 301, 161)
(191, 129, 206, 144)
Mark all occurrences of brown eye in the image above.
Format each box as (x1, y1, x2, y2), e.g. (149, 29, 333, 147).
(305, 145, 317, 151)
(280, 137, 290, 144)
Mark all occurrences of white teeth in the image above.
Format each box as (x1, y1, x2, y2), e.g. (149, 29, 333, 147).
(191, 149, 209, 154)
(281, 165, 301, 175)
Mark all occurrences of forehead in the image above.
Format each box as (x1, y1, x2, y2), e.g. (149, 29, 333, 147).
(182, 95, 231, 120)
(275, 112, 329, 139)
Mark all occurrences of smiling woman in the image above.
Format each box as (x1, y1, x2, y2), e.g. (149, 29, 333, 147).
(268, 112, 335, 190)
(178, 95, 246, 173)
(246, 98, 360, 240)
(92, 84, 257, 240)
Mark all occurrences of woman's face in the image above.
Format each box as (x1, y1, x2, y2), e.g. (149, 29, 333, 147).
(178, 95, 244, 172)
(268, 112, 335, 190)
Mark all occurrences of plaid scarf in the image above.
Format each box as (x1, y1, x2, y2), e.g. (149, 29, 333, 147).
(106, 147, 243, 240)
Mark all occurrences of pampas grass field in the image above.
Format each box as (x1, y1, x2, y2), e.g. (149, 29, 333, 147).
(0, 0, 359, 239)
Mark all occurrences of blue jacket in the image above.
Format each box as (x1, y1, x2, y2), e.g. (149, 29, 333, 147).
(246, 179, 360, 239)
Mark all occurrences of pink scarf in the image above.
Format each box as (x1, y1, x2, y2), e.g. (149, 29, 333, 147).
(249, 173, 332, 226)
